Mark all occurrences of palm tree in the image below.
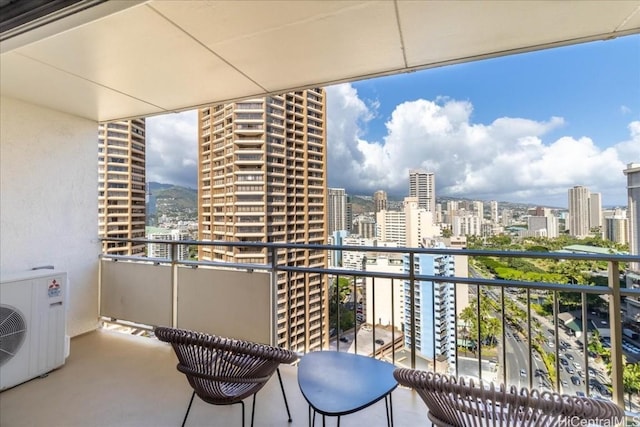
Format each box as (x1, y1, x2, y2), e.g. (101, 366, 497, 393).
(623, 362, 640, 410)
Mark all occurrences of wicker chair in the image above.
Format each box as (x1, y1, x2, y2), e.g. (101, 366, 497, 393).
(393, 369, 625, 427)
(155, 326, 299, 427)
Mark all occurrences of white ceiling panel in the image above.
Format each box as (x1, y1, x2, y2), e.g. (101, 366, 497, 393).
(399, 1, 640, 67)
(1, 0, 638, 122)
(152, 1, 405, 91)
(0, 52, 164, 120)
(12, 4, 264, 112)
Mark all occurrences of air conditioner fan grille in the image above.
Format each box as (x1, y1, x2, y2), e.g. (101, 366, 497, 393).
(0, 305, 27, 367)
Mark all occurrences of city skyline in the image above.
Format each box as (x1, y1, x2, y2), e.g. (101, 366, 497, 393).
(147, 35, 640, 208)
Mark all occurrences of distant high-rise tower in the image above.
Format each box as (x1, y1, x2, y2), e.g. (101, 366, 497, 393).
(374, 190, 388, 213)
(346, 195, 353, 233)
(624, 163, 640, 272)
(328, 188, 347, 235)
(568, 186, 591, 238)
(409, 170, 436, 215)
(98, 119, 146, 256)
(490, 201, 499, 223)
(197, 90, 328, 351)
(589, 192, 602, 231)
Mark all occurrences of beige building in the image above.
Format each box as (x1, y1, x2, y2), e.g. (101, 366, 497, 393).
(568, 185, 591, 238)
(98, 119, 146, 256)
(404, 197, 438, 247)
(197, 90, 328, 351)
(625, 163, 640, 272)
(376, 209, 406, 243)
(374, 190, 388, 213)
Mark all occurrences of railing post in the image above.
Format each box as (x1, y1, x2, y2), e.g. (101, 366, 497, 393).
(409, 252, 416, 369)
(526, 288, 532, 390)
(171, 241, 178, 328)
(270, 246, 278, 347)
(581, 292, 590, 397)
(553, 291, 560, 392)
(608, 260, 624, 408)
(476, 285, 482, 381)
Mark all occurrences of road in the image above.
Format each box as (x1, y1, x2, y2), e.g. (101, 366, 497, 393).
(466, 269, 607, 398)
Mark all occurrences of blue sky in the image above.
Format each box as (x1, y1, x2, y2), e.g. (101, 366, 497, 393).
(147, 35, 640, 208)
(352, 36, 638, 147)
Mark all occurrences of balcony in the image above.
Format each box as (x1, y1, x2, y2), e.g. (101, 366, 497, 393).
(2, 2, 639, 426)
(6, 239, 637, 425)
(0, 328, 427, 427)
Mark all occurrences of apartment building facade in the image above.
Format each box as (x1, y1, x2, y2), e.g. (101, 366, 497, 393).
(403, 245, 456, 367)
(327, 188, 347, 235)
(568, 185, 592, 238)
(197, 90, 328, 351)
(374, 190, 388, 213)
(409, 170, 436, 215)
(98, 119, 146, 256)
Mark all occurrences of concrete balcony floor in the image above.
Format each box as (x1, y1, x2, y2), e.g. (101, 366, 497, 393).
(0, 329, 430, 426)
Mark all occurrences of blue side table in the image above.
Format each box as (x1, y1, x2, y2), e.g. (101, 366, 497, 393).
(298, 351, 398, 427)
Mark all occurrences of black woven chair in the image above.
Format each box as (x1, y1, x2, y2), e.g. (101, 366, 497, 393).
(394, 368, 625, 427)
(155, 326, 299, 427)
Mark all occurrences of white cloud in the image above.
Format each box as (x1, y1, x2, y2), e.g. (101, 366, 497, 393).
(326, 83, 638, 206)
(145, 85, 638, 206)
(146, 110, 198, 188)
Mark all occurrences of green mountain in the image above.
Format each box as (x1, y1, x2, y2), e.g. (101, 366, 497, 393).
(147, 182, 197, 222)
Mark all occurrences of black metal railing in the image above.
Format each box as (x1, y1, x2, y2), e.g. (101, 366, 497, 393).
(99, 237, 639, 413)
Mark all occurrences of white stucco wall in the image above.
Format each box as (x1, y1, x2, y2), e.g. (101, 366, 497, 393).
(1, 96, 100, 337)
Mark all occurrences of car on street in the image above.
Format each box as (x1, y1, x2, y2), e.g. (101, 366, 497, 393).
(375, 339, 384, 345)
(565, 353, 574, 360)
(566, 367, 575, 374)
(520, 369, 526, 377)
(571, 376, 581, 386)
(339, 336, 348, 343)
(560, 358, 569, 366)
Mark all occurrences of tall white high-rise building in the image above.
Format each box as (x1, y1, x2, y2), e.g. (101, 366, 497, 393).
(568, 186, 591, 238)
(501, 209, 512, 226)
(589, 192, 602, 231)
(328, 188, 347, 235)
(404, 197, 438, 248)
(472, 201, 484, 218)
(490, 201, 498, 223)
(147, 228, 191, 260)
(409, 170, 436, 215)
(624, 163, 640, 272)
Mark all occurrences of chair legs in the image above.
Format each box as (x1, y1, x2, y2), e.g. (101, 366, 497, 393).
(276, 367, 293, 422)
(182, 370, 290, 427)
(182, 391, 196, 427)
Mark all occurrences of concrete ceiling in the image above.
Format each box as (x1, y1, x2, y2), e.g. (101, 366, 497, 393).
(1, 0, 639, 122)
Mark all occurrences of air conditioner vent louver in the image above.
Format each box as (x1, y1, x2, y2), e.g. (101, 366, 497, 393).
(0, 305, 27, 367)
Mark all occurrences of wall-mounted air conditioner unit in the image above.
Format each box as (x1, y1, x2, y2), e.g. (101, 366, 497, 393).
(0, 270, 67, 390)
